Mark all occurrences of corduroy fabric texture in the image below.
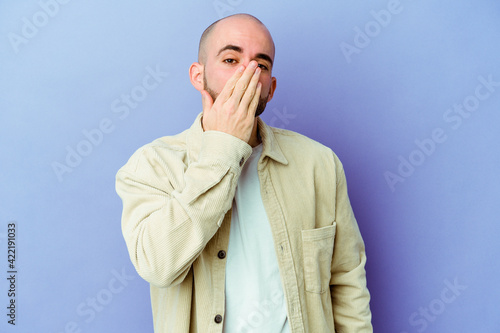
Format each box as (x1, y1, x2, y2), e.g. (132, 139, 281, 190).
(116, 114, 372, 332)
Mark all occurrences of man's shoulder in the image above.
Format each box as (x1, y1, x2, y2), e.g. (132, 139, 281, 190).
(148, 129, 190, 152)
(265, 124, 345, 184)
(118, 128, 190, 174)
(269, 125, 336, 159)
(140, 127, 191, 157)
(266, 123, 347, 174)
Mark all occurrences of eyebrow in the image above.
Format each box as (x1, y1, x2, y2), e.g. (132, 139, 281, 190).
(217, 44, 273, 66)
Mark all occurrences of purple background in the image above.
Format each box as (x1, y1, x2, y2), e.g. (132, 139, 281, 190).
(1, 0, 499, 332)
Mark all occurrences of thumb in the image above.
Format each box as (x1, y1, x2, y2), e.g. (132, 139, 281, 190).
(200, 90, 213, 112)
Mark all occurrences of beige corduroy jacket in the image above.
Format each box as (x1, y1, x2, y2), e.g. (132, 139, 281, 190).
(116, 114, 372, 333)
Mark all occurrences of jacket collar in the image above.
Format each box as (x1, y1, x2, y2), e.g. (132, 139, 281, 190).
(186, 113, 288, 166)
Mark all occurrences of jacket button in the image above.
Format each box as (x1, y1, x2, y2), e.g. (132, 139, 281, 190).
(214, 314, 223, 323)
(217, 250, 226, 259)
(239, 157, 244, 167)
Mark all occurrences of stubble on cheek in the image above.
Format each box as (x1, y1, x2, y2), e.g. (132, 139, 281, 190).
(203, 74, 219, 101)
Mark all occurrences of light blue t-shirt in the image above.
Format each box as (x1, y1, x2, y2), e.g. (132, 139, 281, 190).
(223, 144, 290, 333)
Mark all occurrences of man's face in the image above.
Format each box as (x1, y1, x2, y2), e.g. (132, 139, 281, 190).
(202, 17, 277, 117)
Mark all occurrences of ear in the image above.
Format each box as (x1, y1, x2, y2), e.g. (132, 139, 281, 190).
(189, 62, 204, 92)
(267, 76, 277, 102)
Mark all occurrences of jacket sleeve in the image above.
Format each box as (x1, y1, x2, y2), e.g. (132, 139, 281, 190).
(329, 154, 373, 332)
(116, 131, 252, 288)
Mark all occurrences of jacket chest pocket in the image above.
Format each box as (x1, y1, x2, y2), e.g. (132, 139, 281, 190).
(301, 223, 336, 294)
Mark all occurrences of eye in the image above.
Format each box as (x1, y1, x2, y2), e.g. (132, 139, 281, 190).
(257, 63, 269, 71)
(224, 58, 237, 64)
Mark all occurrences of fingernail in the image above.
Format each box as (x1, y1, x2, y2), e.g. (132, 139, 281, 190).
(239, 65, 245, 72)
(250, 61, 257, 69)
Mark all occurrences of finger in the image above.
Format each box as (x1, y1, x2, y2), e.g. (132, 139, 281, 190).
(230, 61, 259, 104)
(239, 67, 261, 112)
(216, 65, 246, 103)
(247, 82, 262, 118)
(200, 90, 213, 113)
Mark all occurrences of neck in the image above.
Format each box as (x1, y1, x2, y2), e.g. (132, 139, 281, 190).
(248, 117, 261, 147)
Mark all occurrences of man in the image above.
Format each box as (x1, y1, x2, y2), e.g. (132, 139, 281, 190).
(116, 13, 372, 332)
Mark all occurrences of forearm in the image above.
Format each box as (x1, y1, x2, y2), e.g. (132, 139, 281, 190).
(330, 252, 372, 332)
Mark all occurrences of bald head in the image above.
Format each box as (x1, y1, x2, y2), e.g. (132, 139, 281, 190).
(198, 14, 275, 64)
